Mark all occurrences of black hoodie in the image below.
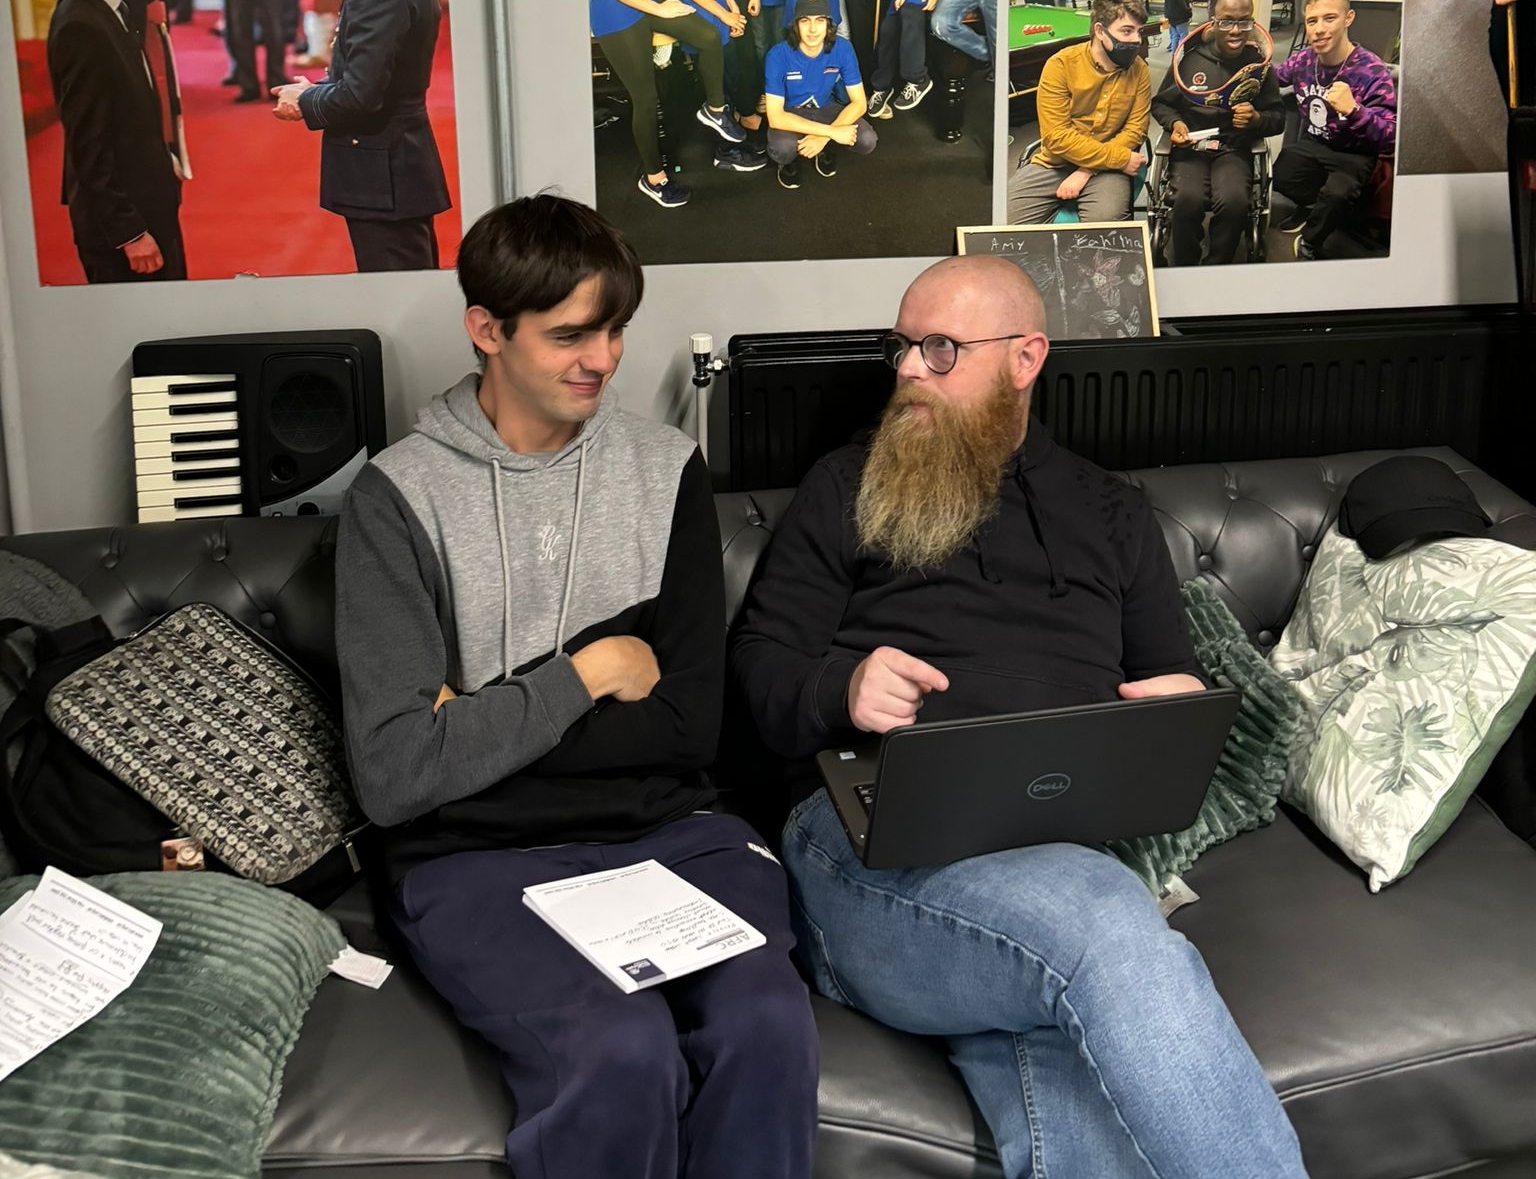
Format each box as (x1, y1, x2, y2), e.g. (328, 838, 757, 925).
(730, 421, 1203, 764)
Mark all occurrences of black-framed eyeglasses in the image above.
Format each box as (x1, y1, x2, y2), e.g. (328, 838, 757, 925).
(1214, 18, 1256, 30)
(880, 331, 1028, 375)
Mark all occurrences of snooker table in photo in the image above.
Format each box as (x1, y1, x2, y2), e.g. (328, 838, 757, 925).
(1008, 2, 1161, 124)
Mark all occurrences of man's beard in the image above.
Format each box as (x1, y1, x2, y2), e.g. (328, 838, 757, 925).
(854, 372, 1027, 573)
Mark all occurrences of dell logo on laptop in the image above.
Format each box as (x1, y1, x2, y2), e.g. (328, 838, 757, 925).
(1027, 773, 1072, 800)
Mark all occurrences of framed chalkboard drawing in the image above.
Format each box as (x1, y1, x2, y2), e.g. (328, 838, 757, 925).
(956, 222, 1160, 341)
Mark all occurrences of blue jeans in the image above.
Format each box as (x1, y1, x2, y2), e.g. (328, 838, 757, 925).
(1168, 21, 1190, 56)
(782, 790, 1308, 1179)
(931, 0, 997, 63)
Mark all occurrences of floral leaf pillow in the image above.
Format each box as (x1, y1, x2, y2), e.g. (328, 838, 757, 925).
(1269, 527, 1536, 891)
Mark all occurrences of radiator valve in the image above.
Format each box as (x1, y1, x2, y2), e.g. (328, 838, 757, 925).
(691, 333, 726, 388)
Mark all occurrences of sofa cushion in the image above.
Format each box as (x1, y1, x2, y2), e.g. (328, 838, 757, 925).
(1270, 528, 1536, 890)
(0, 873, 342, 1179)
(264, 881, 511, 1176)
(1108, 578, 1300, 890)
(1173, 800, 1536, 1178)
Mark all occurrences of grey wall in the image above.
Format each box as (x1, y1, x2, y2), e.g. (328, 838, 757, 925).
(0, 0, 1518, 533)
(1399, 0, 1508, 175)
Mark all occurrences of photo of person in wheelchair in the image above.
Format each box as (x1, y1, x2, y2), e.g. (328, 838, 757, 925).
(1149, 0, 1286, 266)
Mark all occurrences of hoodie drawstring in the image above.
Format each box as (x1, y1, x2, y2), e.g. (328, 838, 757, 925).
(554, 438, 589, 652)
(976, 527, 1001, 584)
(493, 460, 515, 671)
(1017, 469, 1068, 598)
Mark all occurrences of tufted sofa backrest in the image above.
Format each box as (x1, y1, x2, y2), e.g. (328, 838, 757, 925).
(3, 448, 1534, 692)
(1, 516, 342, 693)
(719, 446, 1536, 649)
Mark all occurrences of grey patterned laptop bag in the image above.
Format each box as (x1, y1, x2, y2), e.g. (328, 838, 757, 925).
(44, 602, 360, 886)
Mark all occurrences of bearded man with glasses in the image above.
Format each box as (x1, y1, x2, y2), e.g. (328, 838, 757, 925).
(730, 253, 1309, 1179)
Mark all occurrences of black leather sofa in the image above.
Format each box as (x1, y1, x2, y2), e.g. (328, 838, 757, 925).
(4, 445, 1536, 1179)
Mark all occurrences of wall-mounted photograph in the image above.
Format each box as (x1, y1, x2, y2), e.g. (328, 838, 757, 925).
(9, 0, 462, 284)
(1002, 0, 1400, 267)
(589, 0, 996, 264)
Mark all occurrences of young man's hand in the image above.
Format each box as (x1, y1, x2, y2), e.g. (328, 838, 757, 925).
(1170, 120, 1192, 145)
(847, 647, 949, 734)
(1323, 80, 1358, 115)
(1117, 673, 1205, 699)
(1231, 101, 1256, 128)
(1121, 150, 1148, 176)
(1056, 168, 1093, 199)
(572, 636, 661, 702)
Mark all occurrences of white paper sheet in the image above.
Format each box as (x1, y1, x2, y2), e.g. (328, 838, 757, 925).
(0, 867, 163, 1082)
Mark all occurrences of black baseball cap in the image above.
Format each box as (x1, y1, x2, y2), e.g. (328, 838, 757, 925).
(1337, 456, 1492, 559)
(793, 0, 831, 20)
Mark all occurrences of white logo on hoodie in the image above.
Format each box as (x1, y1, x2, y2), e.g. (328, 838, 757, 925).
(537, 524, 561, 562)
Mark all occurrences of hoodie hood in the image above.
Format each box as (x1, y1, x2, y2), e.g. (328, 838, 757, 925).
(413, 373, 617, 471)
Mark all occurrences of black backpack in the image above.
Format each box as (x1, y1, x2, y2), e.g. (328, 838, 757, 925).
(0, 616, 367, 904)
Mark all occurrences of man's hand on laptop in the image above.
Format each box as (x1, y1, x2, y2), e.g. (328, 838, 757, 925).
(1117, 673, 1206, 699)
(847, 647, 950, 734)
(571, 636, 661, 702)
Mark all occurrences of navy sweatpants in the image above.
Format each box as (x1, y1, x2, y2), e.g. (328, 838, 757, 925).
(391, 812, 820, 1179)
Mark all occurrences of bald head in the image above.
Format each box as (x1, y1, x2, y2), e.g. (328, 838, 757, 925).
(902, 256, 1048, 341)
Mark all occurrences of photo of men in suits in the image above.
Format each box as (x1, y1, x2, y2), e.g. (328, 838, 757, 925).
(271, 0, 452, 272)
(46, 0, 186, 283)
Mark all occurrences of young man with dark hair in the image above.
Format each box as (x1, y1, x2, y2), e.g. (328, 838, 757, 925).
(763, 0, 877, 189)
(1152, 0, 1284, 265)
(336, 194, 818, 1179)
(1272, 0, 1397, 258)
(1007, 0, 1152, 224)
(731, 254, 1310, 1179)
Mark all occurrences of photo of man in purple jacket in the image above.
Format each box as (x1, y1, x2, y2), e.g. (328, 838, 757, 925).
(1271, 0, 1397, 259)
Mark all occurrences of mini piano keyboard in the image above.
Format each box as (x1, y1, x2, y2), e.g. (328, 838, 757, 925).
(131, 372, 246, 522)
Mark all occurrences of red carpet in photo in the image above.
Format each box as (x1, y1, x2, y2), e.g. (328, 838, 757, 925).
(21, 8, 461, 285)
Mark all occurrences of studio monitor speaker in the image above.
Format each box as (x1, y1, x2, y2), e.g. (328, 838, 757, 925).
(131, 329, 386, 520)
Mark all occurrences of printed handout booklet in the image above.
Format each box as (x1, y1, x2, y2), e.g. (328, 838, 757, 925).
(523, 859, 766, 993)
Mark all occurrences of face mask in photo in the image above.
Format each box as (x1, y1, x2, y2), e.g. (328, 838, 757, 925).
(1098, 26, 1142, 69)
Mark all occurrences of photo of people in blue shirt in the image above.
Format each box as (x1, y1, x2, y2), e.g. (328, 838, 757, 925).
(589, 0, 995, 263)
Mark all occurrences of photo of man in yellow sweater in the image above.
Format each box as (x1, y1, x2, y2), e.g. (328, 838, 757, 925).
(1007, 0, 1152, 224)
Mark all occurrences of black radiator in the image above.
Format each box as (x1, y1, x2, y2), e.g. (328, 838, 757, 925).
(725, 307, 1523, 492)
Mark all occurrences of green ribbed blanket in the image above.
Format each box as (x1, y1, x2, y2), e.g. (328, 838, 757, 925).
(1108, 579, 1302, 891)
(0, 873, 343, 1179)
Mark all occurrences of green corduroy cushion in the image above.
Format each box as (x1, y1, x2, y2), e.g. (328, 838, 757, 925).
(1108, 579, 1302, 891)
(0, 873, 343, 1179)
(0, 1149, 108, 1178)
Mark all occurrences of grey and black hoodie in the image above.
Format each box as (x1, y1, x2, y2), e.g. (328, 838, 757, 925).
(336, 375, 724, 883)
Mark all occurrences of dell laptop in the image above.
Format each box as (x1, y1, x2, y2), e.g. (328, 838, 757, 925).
(815, 688, 1242, 870)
